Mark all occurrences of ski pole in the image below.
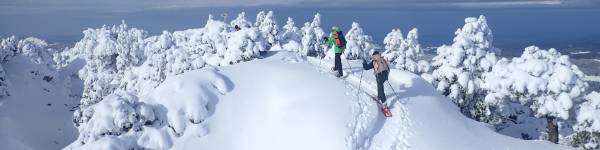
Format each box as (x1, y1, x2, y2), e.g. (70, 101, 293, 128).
(356, 67, 364, 99)
(386, 80, 397, 96)
(355, 57, 366, 99)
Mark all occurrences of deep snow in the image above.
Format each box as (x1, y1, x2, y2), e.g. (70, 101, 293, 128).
(2, 50, 572, 149)
(174, 53, 354, 149)
(89, 51, 572, 149)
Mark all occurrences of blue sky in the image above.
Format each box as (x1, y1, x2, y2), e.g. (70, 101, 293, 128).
(1, 0, 599, 55)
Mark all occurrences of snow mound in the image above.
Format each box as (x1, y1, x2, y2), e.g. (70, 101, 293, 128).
(173, 52, 353, 150)
(66, 69, 233, 149)
(148, 69, 233, 135)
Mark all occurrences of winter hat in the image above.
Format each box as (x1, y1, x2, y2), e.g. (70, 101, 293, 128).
(372, 51, 380, 56)
(331, 26, 339, 31)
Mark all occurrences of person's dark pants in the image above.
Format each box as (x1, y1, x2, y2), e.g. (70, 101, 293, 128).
(334, 53, 343, 76)
(375, 70, 389, 104)
(376, 74, 387, 103)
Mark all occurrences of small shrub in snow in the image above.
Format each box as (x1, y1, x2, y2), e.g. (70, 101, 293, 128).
(428, 15, 500, 122)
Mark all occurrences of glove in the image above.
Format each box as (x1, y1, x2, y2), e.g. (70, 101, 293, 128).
(362, 60, 368, 69)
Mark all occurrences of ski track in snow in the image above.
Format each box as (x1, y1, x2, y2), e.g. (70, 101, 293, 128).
(302, 56, 414, 150)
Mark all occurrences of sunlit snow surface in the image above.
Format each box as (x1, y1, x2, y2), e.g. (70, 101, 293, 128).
(2, 51, 570, 150)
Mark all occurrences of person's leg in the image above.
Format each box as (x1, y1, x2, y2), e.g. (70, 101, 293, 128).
(335, 53, 343, 76)
(333, 53, 339, 71)
(377, 76, 387, 104)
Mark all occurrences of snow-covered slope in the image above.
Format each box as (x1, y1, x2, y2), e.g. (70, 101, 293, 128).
(0, 36, 82, 150)
(0, 55, 82, 150)
(307, 53, 568, 150)
(174, 53, 353, 149)
(64, 51, 569, 149)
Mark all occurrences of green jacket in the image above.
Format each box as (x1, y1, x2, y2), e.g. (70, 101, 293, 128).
(326, 30, 345, 54)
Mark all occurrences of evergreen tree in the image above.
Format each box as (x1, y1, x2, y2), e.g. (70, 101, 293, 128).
(428, 15, 500, 123)
(342, 22, 375, 60)
(300, 13, 325, 57)
(482, 46, 588, 143)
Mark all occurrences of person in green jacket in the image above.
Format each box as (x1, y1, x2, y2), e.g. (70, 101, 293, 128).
(326, 26, 346, 77)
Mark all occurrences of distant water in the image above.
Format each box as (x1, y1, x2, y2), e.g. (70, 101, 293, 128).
(1, 6, 599, 58)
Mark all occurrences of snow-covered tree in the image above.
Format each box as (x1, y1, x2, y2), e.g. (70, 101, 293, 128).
(130, 30, 208, 94)
(428, 15, 500, 122)
(343, 22, 375, 60)
(62, 16, 265, 148)
(0, 35, 65, 106)
(482, 46, 588, 143)
(60, 15, 265, 114)
(382, 28, 429, 73)
(256, 11, 279, 49)
(572, 92, 600, 149)
(299, 13, 326, 57)
(0, 36, 17, 59)
(70, 91, 147, 145)
(59, 21, 148, 107)
(255, 11, 266, 28)
(281, 17, 300, 42)
(230, 12, 252, 29)
(0, 36, 18, 98)
(222, 27, 266, 65)
(382, 29, 403, 57)
(18, 37, 58, 69)
(279, 17, 302, 52)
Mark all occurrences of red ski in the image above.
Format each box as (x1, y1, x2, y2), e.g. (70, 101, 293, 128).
(366, 94, 392, 117)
